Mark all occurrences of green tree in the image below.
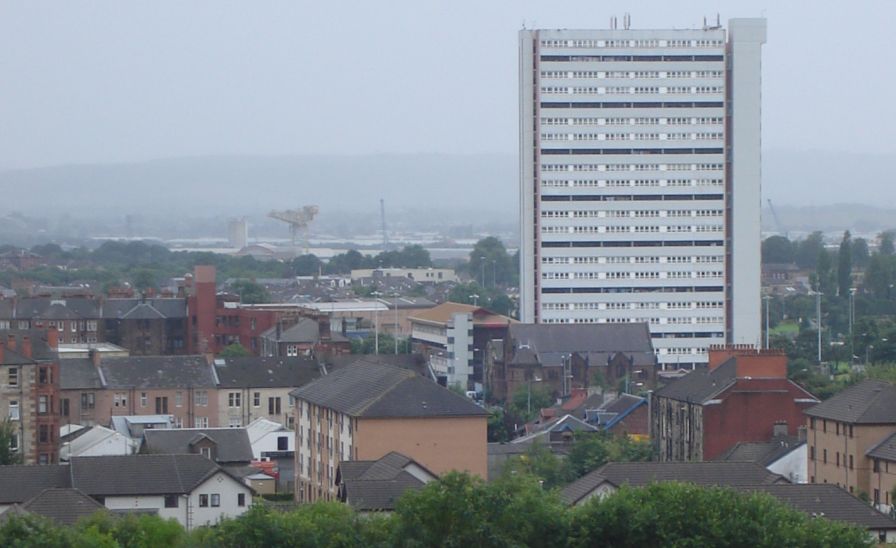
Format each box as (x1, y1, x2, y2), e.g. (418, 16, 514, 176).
(814, 248, 835, 294)
(796, 231, 825, 269)
(503, 441, 573, 489)
(350, 333, 410, 355)
(509, 383, 553, 422)
(131, 269, 158, 292)
(564, 432, 652, 479)
(852, 237, 870, 268)
(219, 343, 250, 358)
(761, 235, 795, 264)
(0, 418, 22, 465)
(469, 237, 515, 287)
(568, 483, 871, 547)
(326, 249, 370, 274)
(292, 254, 323, 276)
(229, 279, 270, 304)
(487, 407, 512, 443)
(838, 231, 853, 297)
(881, 230, 895, 256)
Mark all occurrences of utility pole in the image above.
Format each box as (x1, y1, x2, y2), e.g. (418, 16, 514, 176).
(371, 291, 382, 354)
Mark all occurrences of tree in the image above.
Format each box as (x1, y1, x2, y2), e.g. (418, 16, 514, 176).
(852, 237, 870, 268)
(880, 230, 895, 256)
(219, 343, 250, 358)
(761, 235, 794, 264)
(350, 333, 410, 355)
(795, 231, 825, 269)
(838, 231, 853, 297)
(0, 418, 22, 465)
(568, 483, 871, 547)
(502, 441, 573, 489)
(325, 249, 369, 274)
(509, 383, 553, 422)
(565, 432, 652, 479)
(292, 254, 323, 276)
(814, 248, 835, 294)
(131, 269, 157, 292)
(229, 279, 270, 304)
(469, 237, 515, 288)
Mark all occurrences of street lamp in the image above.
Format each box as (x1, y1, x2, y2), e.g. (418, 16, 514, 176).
(849, 288, 857, 365)
(470, 293, 479, 306)
(527, 375, 543, 417)
(392, 293, 400, 355)
(371, 291, 383, 354)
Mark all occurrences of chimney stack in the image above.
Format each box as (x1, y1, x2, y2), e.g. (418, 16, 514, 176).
(7, 334, 16, 352)
(0, 341, 5, 364)
(22, 336, 32, 359)
(47, 327, 59, 350)
(89, 348, 101, 367)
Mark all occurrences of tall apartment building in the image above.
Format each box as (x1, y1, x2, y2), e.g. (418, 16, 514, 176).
(519, 18, 766, 369)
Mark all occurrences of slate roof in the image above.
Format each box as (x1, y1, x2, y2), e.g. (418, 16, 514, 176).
(99, 355, 216, 389)
(0, 329, 58, 363)
(804, 379, 896, 424)
(59, 358, 104, 389)
(260, 317, 349, 344)
(102, 298, 187, 319)
(324, 353, 432, 379)
(0, 464, 73, 504)
(560, 461, 785, 505)
(8, 298, 101, 319)
(717, 436, 805, 466)
(507, 323, 655, 367)
(740, 484, 896, 531)
(70, 454, 230, 496)
(866, 432, 896, 462)
(214, 356, 321, 389)
(21, 488, 106, 525)
(338, 452, 436, 512)
(653, 358, 737, 403)
(142, 428, 254, 463)
(290, 362, 487, 418)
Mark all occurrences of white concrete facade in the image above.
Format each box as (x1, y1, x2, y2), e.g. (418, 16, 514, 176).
(519, 20, 766, 369)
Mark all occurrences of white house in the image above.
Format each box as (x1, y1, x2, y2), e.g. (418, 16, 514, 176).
(60, 425, 139, 461)
(246, 417, 294, 459)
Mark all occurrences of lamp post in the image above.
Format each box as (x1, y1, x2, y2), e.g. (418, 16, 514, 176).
(527, 375, 543, 417)
(763, 295, 772, 349)
(371, 290, 382, 354)
(470, 293, 479, 306)
(849, 287, 857, 365)
(392, 293, 400, 355)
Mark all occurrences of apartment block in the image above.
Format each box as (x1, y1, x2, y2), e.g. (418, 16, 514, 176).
(519, 19, 766, 369)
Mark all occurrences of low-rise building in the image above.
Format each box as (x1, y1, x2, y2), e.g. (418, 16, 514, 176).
(716, 431, 807, 484)
(487, 323, 657, 401)
(291, 362, 488, 503)
(336, 451, 437, 512)
(652, 345, 819, 461)
(259, 317, 351, 359)
(350, 267, 458, 285)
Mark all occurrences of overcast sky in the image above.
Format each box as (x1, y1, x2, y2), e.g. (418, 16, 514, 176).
(2, 1, 894, 169)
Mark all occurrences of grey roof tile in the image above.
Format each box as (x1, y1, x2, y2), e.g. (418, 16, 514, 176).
(142, 428, 253, 463)
(805, 379, 896, 424)
(337, 452, 435, 511)
(102, 298, 187, 319)
(867, 432, 896, 462)
(100, 355, 216, 389)
(22, 488, 105, 525)
(653, 358, 737, 403)
(717, 436, 805, 466)
(214, 356, 321, 389)
(0, 465, 72, 504)
(59, 358, 103, 390)
(70, 454, 221, 496)
(291, 362, 486, 418)
(507, 323, 654, 367)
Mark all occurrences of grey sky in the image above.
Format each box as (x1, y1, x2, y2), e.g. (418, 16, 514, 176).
(2, 1, 894, 169)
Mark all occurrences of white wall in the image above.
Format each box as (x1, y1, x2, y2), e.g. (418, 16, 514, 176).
(767, 444, 807, 484)
(251, 430, 295, 459)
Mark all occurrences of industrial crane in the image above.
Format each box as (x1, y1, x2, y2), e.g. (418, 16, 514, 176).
(268, 205, 319, 253)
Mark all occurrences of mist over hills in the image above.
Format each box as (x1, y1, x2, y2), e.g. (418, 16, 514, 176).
(1, 149, 895, 238)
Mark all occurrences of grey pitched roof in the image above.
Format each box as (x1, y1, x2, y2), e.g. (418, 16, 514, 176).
(59, 358, 104, 390)
(325, 353, 431, 379)
(22, 488, 106, 525)
(99, 355, 216, 389)
(740, 484, 896, 531)
(262, 317, 348, 344)
(11, 298, 101, 319)
(653, 358, 737, 403)
(0, 329, 58, 363)
(867, 432, 896, 462)
(0, 464, 72, 504)
(142, 428, 253, 463)
(717, 436, 805, 466)
(214, 356, 321, 389)
(338, 452, 435, 511)
(507, 323, 654, 367)
(102, 298, 187, 319)
(805, 379, 896, 424)
(291, 362, 486, 418)
(560, 461, 786, 505)
(70, 454, 225, 496)
(600, 393, 645, 415)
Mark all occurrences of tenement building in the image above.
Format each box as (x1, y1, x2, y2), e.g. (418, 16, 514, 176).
(519, 18, 766, 369)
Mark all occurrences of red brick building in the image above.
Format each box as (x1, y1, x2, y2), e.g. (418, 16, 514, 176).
(652, 345, 819, 461)
(184, 266, 277, 355)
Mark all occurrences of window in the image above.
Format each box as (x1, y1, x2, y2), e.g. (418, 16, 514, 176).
(8, 367, 18, 387)
(836, 452, 840, 467)
(849, 425, 854, 438)
(175, 391, 183, 408)
(114, 393, 127, 408)
(38, 395, 49, 415)
(195, 390, 208, 406)
(8, 401, 19, 421)
(849, 455, 854, 470)
(39, 367, 52, 384)
(81, 392, 95, 410)
(8, 432, 18, 452)
(229, 392, 241, 408)
(164, 495, 179, 508)
(228, 418, 241, 428)
(195, 417, 209, 428)
(61, 398, 69, 417)
(809, 446, 815, 461)
(277, 436, 288, 451)
(823, 449, 827, 464)
(268, 397, 281, 415)
(199, 494, 209, 507)
(200, 447, 212, 459)
(875, 489, 881, 506)
(155, 397, 168, 414)
(237, 493, 246, 507)
(141, 392, 147, 407)
(211, 494, 220, 507)
(39, 424, 51, 443)
(836, 423, 840, 436)
(286, 344, 299, 357)
(253, 392, 261, 407)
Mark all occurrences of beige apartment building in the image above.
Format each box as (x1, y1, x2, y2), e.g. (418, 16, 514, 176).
(290, 362, 487, 503)
(805, 380, 896, 506)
